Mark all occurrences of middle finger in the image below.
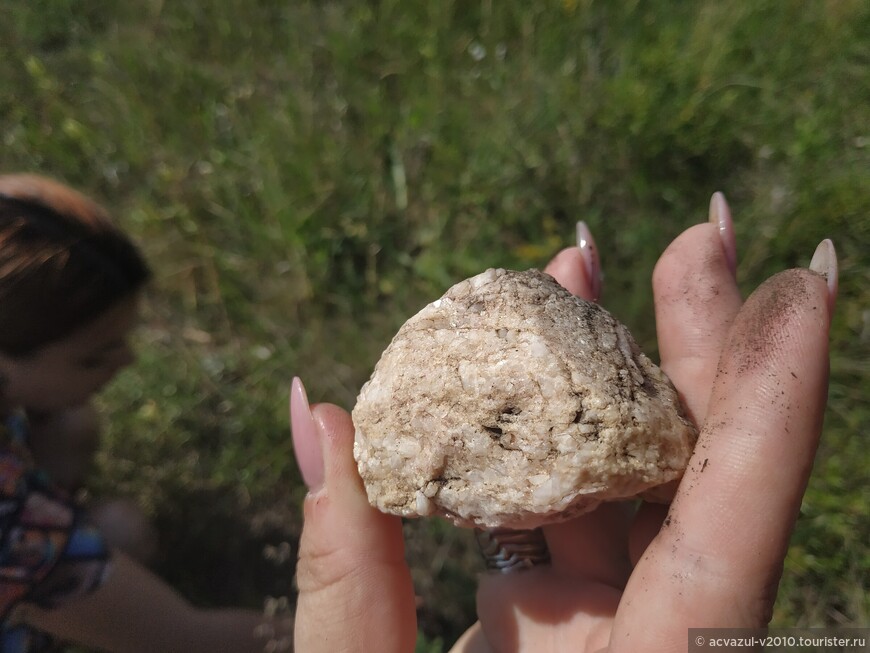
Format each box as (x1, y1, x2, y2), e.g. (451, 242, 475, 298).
(630, 194, 743, 564)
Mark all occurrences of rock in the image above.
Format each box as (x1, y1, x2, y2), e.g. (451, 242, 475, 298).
(352, 268, 698, 529)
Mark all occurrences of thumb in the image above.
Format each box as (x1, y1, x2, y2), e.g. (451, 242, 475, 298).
(291, 378, 417, 652)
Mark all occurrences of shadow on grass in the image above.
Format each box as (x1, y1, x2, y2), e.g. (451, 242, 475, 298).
(151, 488, 484, 648)
(149, 484, 301, 611)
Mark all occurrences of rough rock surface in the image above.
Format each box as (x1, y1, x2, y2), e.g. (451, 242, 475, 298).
(352, 268, 698, 529)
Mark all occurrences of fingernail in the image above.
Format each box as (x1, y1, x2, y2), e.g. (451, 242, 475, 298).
(809, 239, 838, 314)
(576, 221, 602, 301)
(290, 377, 325, 492)
(709, 192, 737, 277)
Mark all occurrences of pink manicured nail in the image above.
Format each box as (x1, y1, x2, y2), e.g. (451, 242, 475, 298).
(576, 221, 602, 301)
(809, 239, 838, 315)
(290, 377, 324, 492)
(709, 192, 737, 277)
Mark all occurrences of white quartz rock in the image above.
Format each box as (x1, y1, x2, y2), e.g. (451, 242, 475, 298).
(352, 268, 698, 529)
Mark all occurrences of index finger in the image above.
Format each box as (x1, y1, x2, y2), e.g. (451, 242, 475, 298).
(612, 245, 836, 649)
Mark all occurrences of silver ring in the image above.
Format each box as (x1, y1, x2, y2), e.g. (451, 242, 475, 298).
(475, 527, 550, 573)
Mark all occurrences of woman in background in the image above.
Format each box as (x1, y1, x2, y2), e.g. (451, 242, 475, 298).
(0, 174, 281, 652)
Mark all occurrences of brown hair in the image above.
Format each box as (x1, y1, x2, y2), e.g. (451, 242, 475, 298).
(0, 174, 151, 356)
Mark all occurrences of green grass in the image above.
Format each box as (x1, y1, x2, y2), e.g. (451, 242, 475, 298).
(1, 1, 868, 649)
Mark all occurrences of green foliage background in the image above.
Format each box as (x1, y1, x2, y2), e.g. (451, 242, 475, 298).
(1, 1, 867, 649)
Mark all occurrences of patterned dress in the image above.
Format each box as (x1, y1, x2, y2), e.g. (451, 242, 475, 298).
(0, 412, 110, 652)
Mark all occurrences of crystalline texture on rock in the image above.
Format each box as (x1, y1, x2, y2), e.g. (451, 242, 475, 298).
(352, 268, 698, 529)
